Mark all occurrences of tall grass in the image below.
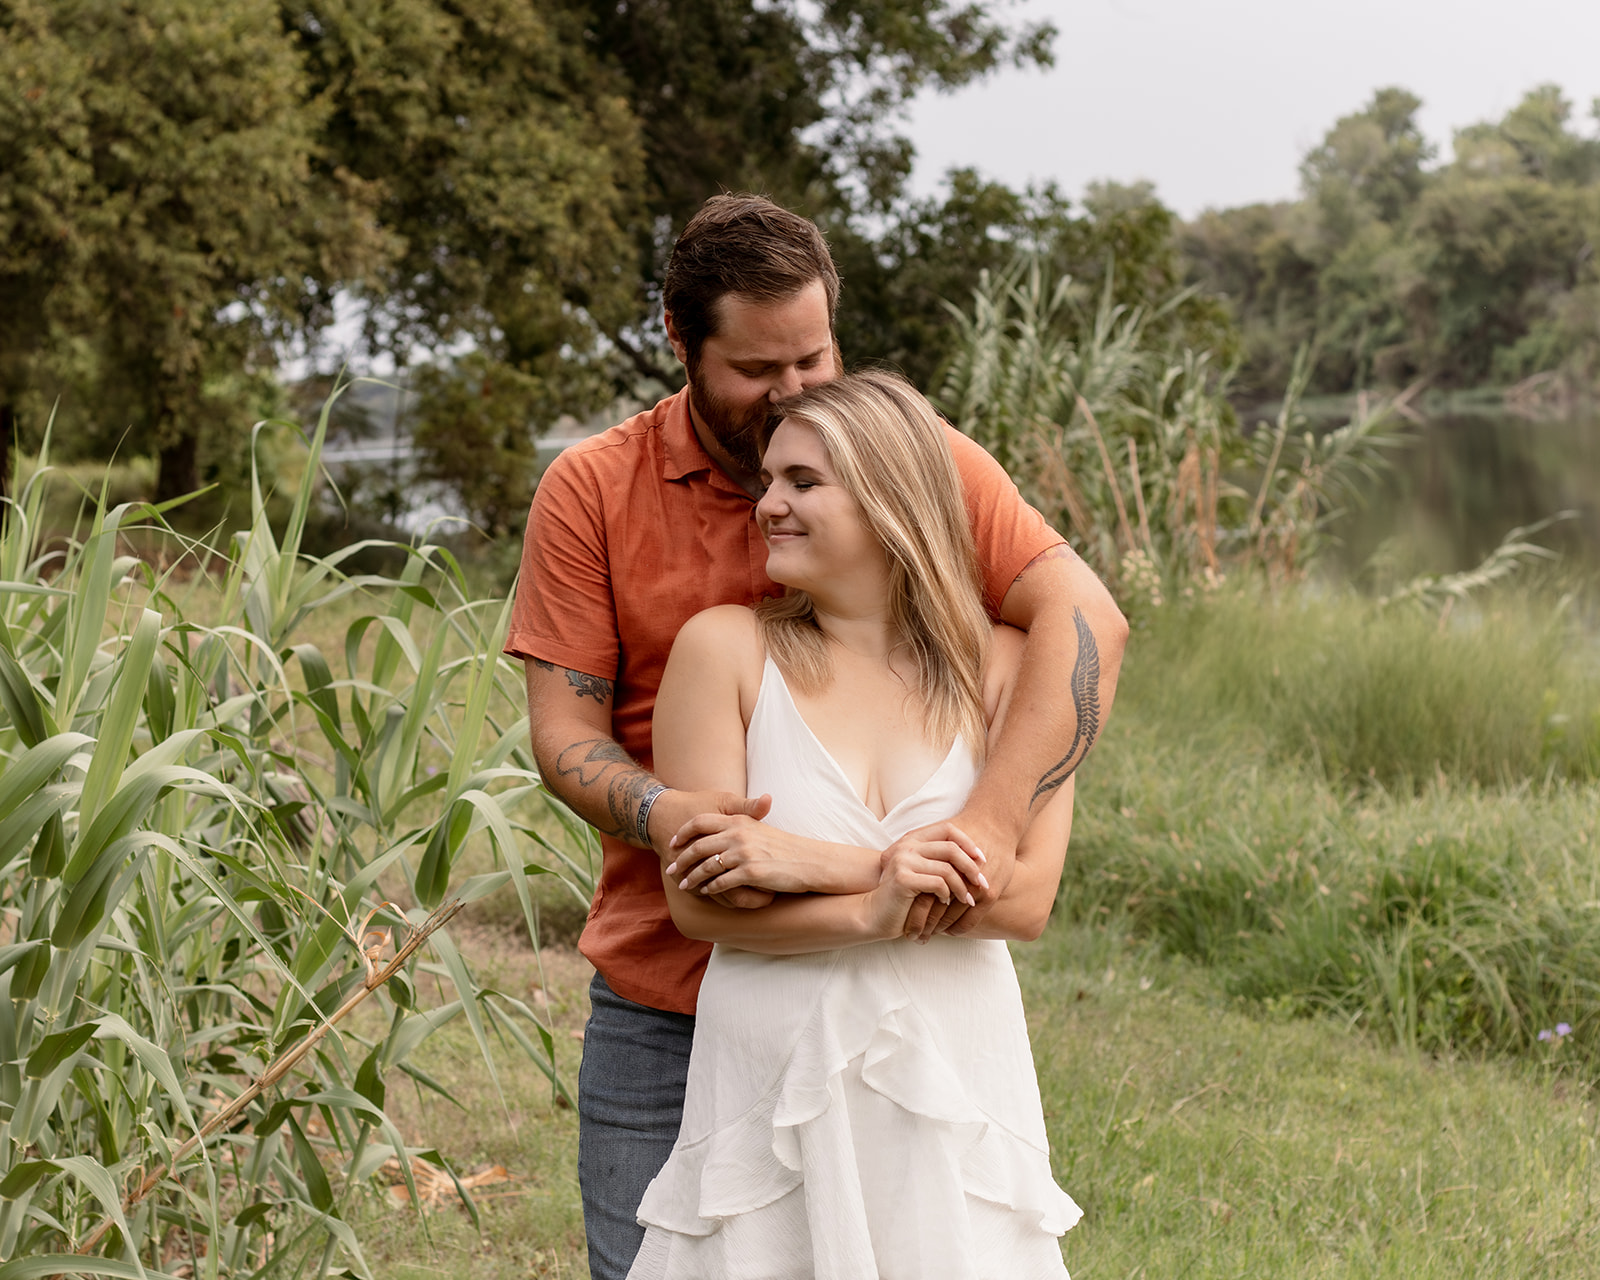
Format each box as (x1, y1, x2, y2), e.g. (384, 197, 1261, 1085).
(1069, 586, 1600, 1074)
(0, 389, 592, 1275)
(1125, 587, 1600, 787)
(937, 257, 1404, 597)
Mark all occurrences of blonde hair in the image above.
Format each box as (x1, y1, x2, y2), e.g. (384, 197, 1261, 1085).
(758, 369, 991, 756)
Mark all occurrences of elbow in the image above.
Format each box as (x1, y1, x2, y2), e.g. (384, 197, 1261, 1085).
(666, 892, 739, 944)
(1012, 901, 1052, 943)
(665, 897, 715, 943)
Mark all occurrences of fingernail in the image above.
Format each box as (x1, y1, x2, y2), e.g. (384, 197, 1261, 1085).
(679, 879, 690, 890)
(975, 847, 987, 863)
(978, 873, 990, 890)
(966, 893, 975, 906)
(665, 863, 678, 876)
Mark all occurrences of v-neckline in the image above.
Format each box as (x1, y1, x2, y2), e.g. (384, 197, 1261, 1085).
(760, 657, 964, 826)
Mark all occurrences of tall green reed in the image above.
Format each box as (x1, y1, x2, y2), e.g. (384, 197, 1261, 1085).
(936, 255, 1404, 598)
(0, 388, 592, 1276)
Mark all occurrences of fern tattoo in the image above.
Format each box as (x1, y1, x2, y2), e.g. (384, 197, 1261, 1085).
(1030, 606, 1101, 806)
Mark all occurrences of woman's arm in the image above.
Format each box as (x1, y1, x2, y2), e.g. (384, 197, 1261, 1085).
(653, 608, 982, 949)
(652, 607, 883, 898)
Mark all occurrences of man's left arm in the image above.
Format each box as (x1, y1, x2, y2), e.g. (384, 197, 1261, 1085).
(935, 541, 1126, 935)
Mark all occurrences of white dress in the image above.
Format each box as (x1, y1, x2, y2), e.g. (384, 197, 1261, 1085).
(628, 658, 1082, 1280)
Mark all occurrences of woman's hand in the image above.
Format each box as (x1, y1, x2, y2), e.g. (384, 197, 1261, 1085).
(666, 812, 830, 897)
(865, 826, 988, 942)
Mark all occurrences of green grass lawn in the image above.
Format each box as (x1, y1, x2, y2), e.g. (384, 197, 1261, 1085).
(351, 918, 1600, 1279)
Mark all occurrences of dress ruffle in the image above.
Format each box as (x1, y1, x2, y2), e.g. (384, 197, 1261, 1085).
(631, 947, 1080, 1278)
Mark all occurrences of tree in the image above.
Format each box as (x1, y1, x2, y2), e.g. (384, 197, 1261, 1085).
(834, 173, 1236, 393)
(2, 0, 386, 501)
(0, 0, 96, 500)
(1301, 87, 1434, 237)
(568, 0, 1058, 380)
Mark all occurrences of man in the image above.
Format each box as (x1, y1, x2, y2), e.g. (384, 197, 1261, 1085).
(506, 194, 1127, 1280)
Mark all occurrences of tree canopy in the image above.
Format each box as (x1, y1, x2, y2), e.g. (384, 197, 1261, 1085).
(1182, 85, 1600, 399)
(1, 0, 1059, 503)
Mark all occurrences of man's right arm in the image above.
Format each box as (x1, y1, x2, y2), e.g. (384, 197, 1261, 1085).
(524, 658, 772, 890)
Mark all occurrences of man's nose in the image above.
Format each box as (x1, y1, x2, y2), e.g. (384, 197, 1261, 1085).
(768, 366, 804, 401)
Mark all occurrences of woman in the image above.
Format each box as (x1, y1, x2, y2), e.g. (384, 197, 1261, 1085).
(629, 370, 1082, 1280)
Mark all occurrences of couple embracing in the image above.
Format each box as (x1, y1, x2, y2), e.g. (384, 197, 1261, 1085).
(508, 195, 1128, 1279)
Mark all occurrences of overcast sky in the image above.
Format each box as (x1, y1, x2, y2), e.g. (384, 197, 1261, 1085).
(903, 0, 1600, 217)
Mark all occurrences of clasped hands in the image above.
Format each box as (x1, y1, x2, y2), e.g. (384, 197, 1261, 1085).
(663, 806, 994, 940)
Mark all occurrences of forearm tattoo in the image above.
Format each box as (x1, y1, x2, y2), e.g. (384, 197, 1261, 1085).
(553, 737, 659, 843)
(532, 658, 614, 704)
(1030, 606, 1102, 807)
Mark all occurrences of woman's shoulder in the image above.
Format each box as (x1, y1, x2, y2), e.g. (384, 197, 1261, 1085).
(981, 623, 1027, 727)
(675, 604, 763, 652)
(670, 605, 765, 684)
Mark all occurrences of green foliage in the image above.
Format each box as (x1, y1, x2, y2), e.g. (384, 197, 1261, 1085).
(0, 388, 594, 1273)
(1183, 85, 1600, 397)
(937, 252, 1400, 597)
(1067, 588, 1600, 1075)
(1126, 587, 1600, 789)
(0, 0, 386, 500)
(833, 172, 1236, 392)
(291, 0, 645, 403)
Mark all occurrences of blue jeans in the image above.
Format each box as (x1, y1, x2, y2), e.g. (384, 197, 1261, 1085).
(579, 972, 695, 1280)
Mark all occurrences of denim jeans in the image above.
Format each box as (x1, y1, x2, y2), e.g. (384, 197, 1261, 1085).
(579, 972, 696, 1280)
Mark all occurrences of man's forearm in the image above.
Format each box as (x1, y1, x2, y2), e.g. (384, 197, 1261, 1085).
(963, 547, 1127, 855)
(667, 883, 881, 954)
(525, 658, 658, 849)
(540, 732, 660, 847)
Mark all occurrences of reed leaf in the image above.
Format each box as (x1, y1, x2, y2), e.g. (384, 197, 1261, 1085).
(0, 382, 588, 1274)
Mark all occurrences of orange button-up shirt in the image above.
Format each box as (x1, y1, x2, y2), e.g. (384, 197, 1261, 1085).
(506, 388, 1062, 1013)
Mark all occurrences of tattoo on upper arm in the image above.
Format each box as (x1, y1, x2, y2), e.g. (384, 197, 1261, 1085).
(1022, 543, 1081, 575)
(565, 670, 614, 703)
(531, 658, 614, 704)
(1029, 606, 1101, 807)
(552, 737, 657, 842)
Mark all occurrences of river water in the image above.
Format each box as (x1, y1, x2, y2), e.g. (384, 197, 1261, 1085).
(1322, 408, 1600, 586)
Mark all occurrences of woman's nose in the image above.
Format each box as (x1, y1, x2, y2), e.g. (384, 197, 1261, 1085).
(756, 485, 785, 519)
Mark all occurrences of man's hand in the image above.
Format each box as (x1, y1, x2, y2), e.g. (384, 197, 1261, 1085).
(647, 789, 774, 908)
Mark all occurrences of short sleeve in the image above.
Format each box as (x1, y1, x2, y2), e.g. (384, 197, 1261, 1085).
(504, 449, 621, 678)
(945, 427, 1066, 619)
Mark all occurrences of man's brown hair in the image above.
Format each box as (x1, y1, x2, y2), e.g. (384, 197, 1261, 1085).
(663, 194, 840, 368)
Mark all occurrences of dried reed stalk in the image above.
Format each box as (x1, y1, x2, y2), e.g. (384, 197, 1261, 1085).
(1028, 419, 1095, 540)
(1076, 395, 1136, 552)
(1125, 438, 1152, 554)
(70, 898, 465, 1262)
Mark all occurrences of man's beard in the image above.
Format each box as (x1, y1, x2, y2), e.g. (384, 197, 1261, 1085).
(689, 379, 769, 477)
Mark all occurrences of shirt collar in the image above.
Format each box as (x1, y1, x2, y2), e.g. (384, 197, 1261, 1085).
(661, 387, 711, 481)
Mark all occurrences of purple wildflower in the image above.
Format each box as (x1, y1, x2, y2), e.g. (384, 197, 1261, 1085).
(1539, 1029, 1553, 1042)
(1557, 1023, 1572, 1037)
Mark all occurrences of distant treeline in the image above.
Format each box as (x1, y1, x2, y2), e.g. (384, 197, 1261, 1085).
(1181, 86, 1600, 402)
(4, 4, 1595, 530)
